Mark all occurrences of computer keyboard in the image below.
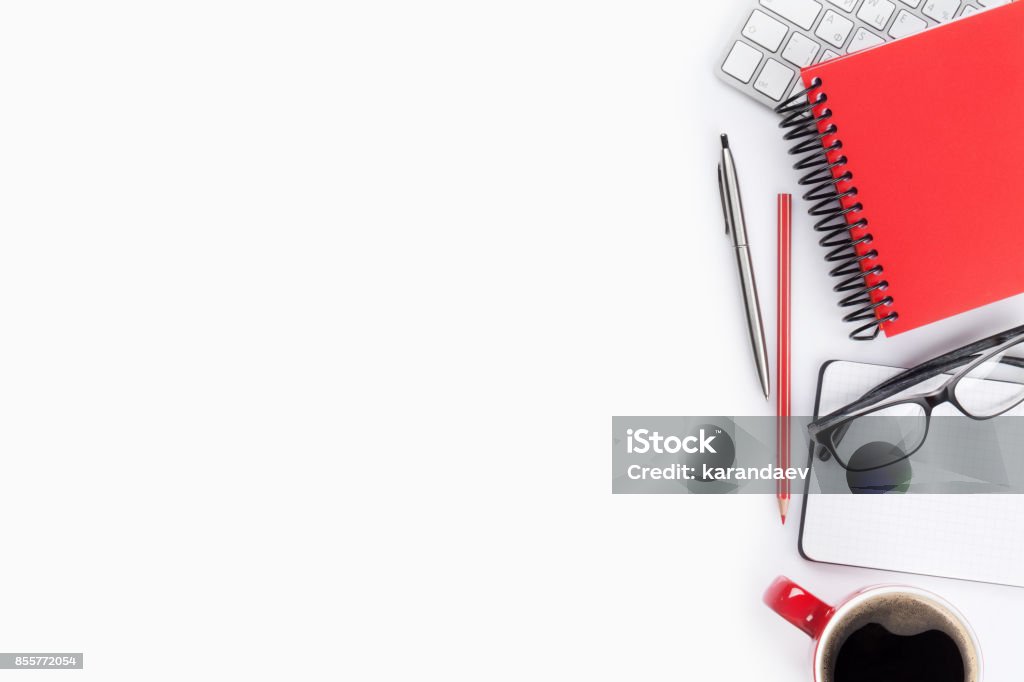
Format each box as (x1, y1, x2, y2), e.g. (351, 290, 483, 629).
(718, 0, 1009, 108)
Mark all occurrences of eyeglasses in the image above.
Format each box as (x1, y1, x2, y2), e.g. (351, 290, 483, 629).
(808, 324, 1024, 472)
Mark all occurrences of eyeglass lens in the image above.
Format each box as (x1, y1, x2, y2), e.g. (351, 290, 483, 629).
(953, 339, 1024, 418)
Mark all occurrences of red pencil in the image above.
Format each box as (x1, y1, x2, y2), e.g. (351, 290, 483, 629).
(777, 194, 792, 524)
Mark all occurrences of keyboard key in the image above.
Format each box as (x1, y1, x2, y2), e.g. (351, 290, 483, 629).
(788, 79, 810, 101)
(959, 4, 980, 15)
(898, 0, 922, 6)
(815, 10, 855, 47)
(782, 32, 821, 66)
(818, 48, 842, 62)
(743, 10, 790, 51)
(979, 0, 1009, 6)
(827, 0, 858, 10)
(923, 0, 961, 21)
(754, 59, 796, 100)
(858, 0, 897, 29)
(760, 0, 823, 30)
(848, 26, 885, 51)
(889, 9, 928, 36)
(722, 41, 764, 84)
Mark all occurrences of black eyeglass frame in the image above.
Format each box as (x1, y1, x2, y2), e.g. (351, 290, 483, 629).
(808, 324, 1024, 472)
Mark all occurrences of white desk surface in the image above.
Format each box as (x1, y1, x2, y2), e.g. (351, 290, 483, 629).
(5, 2, 1024, 680)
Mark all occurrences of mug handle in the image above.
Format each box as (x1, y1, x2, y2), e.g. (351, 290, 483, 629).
(763, 576, 834, 639)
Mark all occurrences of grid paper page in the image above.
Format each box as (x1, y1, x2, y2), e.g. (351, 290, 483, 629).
(802, 361, 1024, 587)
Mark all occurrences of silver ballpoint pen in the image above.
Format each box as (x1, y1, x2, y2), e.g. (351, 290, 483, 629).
(718, 134, 770, 400)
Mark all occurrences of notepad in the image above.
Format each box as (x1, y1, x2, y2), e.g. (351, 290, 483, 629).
(800, 360, 1024, 588)
(777, 2, 1024, 340)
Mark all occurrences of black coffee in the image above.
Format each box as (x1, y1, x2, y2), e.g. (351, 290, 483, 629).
(834, 622, 964, 682)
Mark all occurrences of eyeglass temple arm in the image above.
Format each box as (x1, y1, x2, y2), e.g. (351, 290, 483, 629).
(845, 327, 1024, 411)
(822, 355, 1024, 459)
(859, 355, 973, 402)
(813, 328, 1024, 461)
(859, 353, 1024, 404)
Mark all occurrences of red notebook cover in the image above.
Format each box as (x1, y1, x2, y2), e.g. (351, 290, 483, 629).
(798, 2, 1024, 337)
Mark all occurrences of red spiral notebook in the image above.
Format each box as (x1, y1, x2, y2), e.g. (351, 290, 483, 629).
(782, 2, 1024, 340)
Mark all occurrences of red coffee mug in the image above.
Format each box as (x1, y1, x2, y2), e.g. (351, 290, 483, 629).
(763, 576, 982, 681)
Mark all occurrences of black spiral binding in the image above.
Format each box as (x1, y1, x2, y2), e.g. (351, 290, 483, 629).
(774, 78, 898, 341)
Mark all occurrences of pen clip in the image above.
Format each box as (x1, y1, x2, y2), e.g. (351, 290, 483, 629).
(718, 164, 732, 236)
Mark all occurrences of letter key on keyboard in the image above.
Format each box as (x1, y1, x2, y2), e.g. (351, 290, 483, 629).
(760, 0, 823, 30)
(923, 0, 961, 22)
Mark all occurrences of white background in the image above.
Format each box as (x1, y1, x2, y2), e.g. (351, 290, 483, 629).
(2, 1, 1023, 679)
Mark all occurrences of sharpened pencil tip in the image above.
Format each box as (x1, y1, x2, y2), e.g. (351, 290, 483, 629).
(781, 514, 787, 525)
(720, 134, 729, 149)
(778, 497, 789, 525)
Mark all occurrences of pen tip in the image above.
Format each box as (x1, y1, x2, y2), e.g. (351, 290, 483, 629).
(720, 134, 729, 149)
